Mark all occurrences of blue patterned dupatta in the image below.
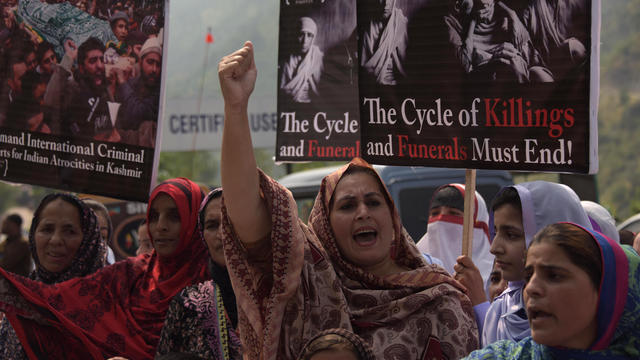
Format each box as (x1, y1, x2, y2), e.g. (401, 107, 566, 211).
(465, 224, 640, 359)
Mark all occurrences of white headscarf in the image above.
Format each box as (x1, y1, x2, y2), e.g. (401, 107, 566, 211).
(416, 184, 493, 286)
(581, 200, 620, 243)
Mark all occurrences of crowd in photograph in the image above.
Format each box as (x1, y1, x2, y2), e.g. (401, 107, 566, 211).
(0, 0, 163, 145)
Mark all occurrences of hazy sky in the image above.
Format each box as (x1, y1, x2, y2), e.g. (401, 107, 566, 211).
(164, 0, 279, 100)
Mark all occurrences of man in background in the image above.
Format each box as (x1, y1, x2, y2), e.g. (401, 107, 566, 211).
(0, 214, 31, 277)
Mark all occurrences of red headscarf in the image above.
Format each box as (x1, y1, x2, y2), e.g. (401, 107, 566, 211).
(0, 178, 210, 359)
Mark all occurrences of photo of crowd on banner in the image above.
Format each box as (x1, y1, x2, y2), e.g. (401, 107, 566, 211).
(357, 0, 589, 89)
(0, 0, 163, 147)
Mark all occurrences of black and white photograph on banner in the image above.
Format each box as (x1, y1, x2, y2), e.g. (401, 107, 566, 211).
(359, 0, 409, 86)
(0, 0, 165, 200)
(358, 0, 597, 174)
(276, 0, 361, 162)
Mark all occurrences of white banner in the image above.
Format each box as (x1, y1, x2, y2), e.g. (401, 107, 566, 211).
(161, 95, 277, 151)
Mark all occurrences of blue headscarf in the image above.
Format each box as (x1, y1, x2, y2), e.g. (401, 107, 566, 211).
(465, 224, 640, 359)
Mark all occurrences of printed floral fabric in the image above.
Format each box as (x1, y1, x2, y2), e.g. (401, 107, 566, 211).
(157, 280, 241, 359)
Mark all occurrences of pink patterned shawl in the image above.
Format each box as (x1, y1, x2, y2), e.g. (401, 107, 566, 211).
(221, 159, 478, 359)
(220, 170, 351, 360)
(308, 158, 479, 359)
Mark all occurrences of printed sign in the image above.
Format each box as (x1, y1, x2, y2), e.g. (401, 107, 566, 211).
(277, 0, 599, 174)
(276, 0, 361, 162)
(0, 0, 167, 200)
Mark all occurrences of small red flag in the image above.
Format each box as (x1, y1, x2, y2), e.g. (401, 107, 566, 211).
(205, 27, 214, 44)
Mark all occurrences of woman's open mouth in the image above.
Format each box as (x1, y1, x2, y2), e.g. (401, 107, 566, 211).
(353, 228, 377, 246)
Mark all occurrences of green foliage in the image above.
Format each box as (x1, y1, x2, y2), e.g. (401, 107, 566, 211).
(592, 0, 640, 221)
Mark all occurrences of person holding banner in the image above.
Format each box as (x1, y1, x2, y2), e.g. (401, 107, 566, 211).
(463, 222, 640, 359)
(219, 41, 478, 360)
(416, 184, 494, 285)
(279, 17, 324, 104)
(0, 193, 108, 359)
(454, 182, 592, 347)
(0, 178, 211, 359)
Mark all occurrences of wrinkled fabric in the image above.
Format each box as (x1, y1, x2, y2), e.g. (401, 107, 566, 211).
(309, 158, 478, 359)
(156, 187, 241, 359)
(465, 225, 640, 359)
(0, 193, 108, 360)
(0, 178, 210, 359)
(483, 181, 591, 346)
(280, 45, 323, 103)
(581, 201, 620, 243)
(360, 5, 408, 85)
(221, 169, 352, 360)
(17, 0, 117, 59)
(416, 184, 494, 285)
(221, 158, 478, 360)
(156, 280, 241, 359)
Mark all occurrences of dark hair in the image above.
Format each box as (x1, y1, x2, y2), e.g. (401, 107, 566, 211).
(20, 70, 46, 97)
(430, 185, 464, 212)
(491, 186, 522, 213)
(77, 37, 105, 67)
(36, 42, 55, 63)
(530, 223, 602, 289)
(83, 199, 113, 242)
(7, 55, 26, 79)
(6, 213, 23, 227)
(619, 230, 635, 246)
(33, 194, 85, 230)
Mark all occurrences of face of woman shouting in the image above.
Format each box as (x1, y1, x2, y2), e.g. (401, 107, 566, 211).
(329, 171, 399, 277)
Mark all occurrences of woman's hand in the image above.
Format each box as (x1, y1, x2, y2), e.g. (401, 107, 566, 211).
(220, 42, 270, 247)
(454, 255, 487, 305)
(218, 41, 257, 111)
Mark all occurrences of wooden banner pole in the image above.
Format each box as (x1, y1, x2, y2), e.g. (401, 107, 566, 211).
(462, 169, 477, 257)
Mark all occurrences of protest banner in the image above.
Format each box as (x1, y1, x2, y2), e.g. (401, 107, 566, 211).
(0, 0, 166, 201)
(276, 0, 599, 174)
(358, 0, 599, 174)
(275, 0, 361, 162)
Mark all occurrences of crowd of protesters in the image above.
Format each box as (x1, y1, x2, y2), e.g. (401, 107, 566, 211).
(0, 0, 163, 146)
(0, 40, 636, 360)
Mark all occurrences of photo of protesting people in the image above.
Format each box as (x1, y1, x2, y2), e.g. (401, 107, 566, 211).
(0, 0, 637, 359)
(0, 0, 163, 146)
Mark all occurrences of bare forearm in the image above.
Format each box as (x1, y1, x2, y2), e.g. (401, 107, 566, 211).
(221, 104, 271, 246)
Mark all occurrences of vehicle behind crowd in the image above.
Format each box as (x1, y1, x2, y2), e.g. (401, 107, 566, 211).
(279, 165, 513, 240)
